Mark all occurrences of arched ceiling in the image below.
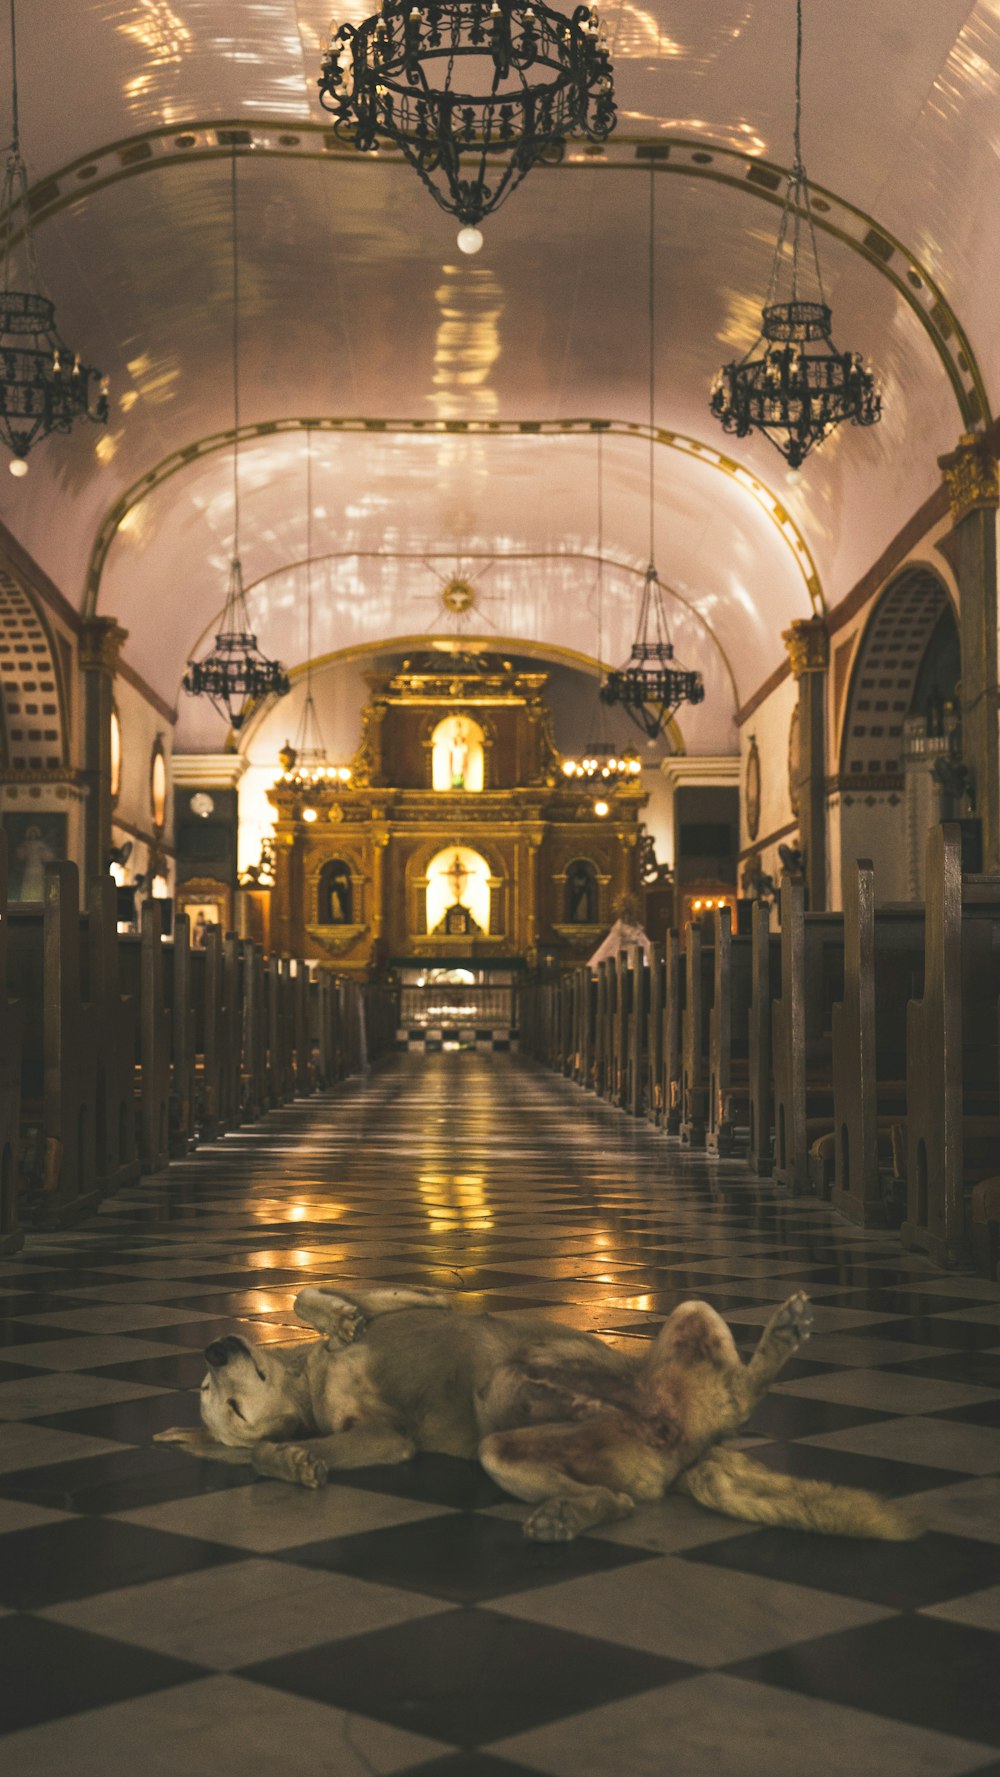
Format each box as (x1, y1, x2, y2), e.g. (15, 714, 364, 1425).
(2, 1, 997, 746)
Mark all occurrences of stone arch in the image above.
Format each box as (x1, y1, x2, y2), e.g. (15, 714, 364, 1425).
(835, 564, 956, 903)
(0, 568, 68, 771)
(839, 565, 954, 784)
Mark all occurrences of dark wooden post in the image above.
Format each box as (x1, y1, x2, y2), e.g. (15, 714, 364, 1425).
(79, 618, 127, 886)
(938, 433, 1000, 873)
(783, 616, 829, 911)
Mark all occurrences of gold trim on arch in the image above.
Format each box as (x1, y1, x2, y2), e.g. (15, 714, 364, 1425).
(85, 416, 824, 617)
(232, 632, 687, 757)
(12, 121, 988, 431)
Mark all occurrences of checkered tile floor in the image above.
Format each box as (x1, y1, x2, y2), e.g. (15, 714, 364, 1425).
(1, 1053, 999, 1776)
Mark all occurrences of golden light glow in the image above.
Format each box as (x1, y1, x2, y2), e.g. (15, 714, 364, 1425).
(417, 1169, 494, 1232)
(594, 799, 610, 817)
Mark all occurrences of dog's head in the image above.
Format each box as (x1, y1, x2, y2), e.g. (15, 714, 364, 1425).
(198, 1335, 307, 1446)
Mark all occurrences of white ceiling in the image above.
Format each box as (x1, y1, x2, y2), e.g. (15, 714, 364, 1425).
(1, 1, 994, 745)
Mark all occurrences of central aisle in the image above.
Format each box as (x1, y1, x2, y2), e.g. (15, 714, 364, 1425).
(0, 1053, 999, 1775)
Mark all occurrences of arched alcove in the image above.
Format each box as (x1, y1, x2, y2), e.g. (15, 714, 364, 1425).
(564, 858, 599, 925)
(836, 565, 957, 903)
(431, 716, 486, 793)
(317, 859, 354, 925)
(425, 845, 494, 936)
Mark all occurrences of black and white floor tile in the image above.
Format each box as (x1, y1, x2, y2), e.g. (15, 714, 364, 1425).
(0, 1052, 999, 1774)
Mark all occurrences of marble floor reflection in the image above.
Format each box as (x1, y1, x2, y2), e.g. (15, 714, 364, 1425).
(0, 1053, 999, 1775)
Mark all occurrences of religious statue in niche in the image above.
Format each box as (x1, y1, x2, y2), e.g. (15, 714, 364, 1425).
(564, 858, 598, 925)
(318, 859, 353, 925)
(431, 714, 485, 793)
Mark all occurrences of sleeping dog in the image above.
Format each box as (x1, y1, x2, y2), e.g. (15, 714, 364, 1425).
(156, 1285, 919, 1542)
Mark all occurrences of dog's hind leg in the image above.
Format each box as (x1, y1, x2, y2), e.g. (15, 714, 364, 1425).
(294, 1284, 451, 1345)
(740, 1292, 814, 1402)
(479, 1424, 638, 1542)
(675, 1446, 920, 1541)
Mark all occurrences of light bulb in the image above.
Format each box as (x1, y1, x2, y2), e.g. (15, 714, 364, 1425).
(8, 457, 28, 478)
(594, 799, 609, 817)
(302, 806, 318, 823)
(457, 225, 483, 255)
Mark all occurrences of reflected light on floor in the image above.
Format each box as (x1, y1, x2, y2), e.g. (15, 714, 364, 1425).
(417, 1169, 494, 1232)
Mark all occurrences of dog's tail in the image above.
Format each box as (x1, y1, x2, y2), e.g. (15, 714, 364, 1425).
(676, 1446, 921, 1541)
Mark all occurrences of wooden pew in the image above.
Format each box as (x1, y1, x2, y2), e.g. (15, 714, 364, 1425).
(579, 966, 596, 1089)
(593, 959, 610, 1098)
(196, 924, 224, 1137)
(901, 823, 1000, 1267)
(138, 899, 171, 1173)
(242, 939, 266, 1121)
(747, 901, 781, 1177)
(612, 949, 628, 1106)
(0, 835, 22, 1252)
(293, 960, 312, 1097)
(706, 906, 754, 1158)
(661, 930, 683, 1135)
(646, 941, 664, 1124)
(830, 863, 924, 1227)
(627, 945, 646, 1117)
(771, 881, 843, 1193)
(680, 921, 713, 1147)
(167, 912, 197, 1159)
(86, 876, 139, 1191)
(8, 861, 99, 1225)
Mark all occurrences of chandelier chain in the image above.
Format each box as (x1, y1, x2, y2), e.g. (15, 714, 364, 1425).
(230, 144, 241, 560)
(8, 0, 19, 156)
(647, 160, 655, 571)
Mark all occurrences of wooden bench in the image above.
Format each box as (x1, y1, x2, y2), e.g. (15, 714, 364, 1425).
(747, 900, 780, 1177)
(85, 876, 139, 1192)
(771, 881, 843, 1193)
(829, 862, 924, 1227)
(680, 920, 714, 1147)
(627, 945, 647, 1117)
(8, 861, 99, 1226)
(167, 911, 197, 1159)
(901, 823, 1000, 1267)
(0, 835, 22, 1251)
(706, 906, 754, 1158)
(661, 930, 683, 1135)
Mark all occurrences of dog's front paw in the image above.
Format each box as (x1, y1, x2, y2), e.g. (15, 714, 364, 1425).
(774, 1291, 813, 1342)
(154, 1427, 204, 1449)
(524, 1498, 581, 1542)
(287, 1445, 328, 1489)
(332, 1304, 367, 1346)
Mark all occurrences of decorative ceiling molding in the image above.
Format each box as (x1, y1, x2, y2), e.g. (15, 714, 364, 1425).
(85, 415, 824, 619)
(11, 121, 987, 431)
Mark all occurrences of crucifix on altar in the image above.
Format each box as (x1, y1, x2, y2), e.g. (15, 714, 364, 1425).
(445, 851, 470, 904)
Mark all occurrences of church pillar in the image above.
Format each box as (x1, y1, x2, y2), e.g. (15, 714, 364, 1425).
(938, 433, 1000, 873)
(782, 615, 829, 911)
(78, 618, 127, 885)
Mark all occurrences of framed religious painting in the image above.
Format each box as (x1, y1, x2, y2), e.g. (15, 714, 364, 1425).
(3, 811, 68, 902)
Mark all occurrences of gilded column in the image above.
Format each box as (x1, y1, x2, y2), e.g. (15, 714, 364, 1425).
(78, 617, 128, 885)
(938, 433, 999, 873)
(782, 615, 829, 911)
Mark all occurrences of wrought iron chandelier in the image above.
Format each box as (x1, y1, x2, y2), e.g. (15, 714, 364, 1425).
(601, 166, 704, 743)
(183, 150, 289, 732)
(563, 431, 641, 785)
(318, 0, 617, 251)
(0, 0, 108, 474)
(709, 0, 881, 471)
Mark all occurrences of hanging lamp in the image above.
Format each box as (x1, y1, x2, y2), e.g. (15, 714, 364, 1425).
(709, 0, 881, 470)
(183, 150, 289, 732)
(277, 432, 352, 791)
(317, 0, 617, 254)
(0, 0, 108, 474)
(601, 164, 704, 742)
(563, 430, 641, 784)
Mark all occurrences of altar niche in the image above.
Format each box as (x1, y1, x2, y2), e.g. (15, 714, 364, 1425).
(431, 714, 485, 792)
(425, 845, 493, 936)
